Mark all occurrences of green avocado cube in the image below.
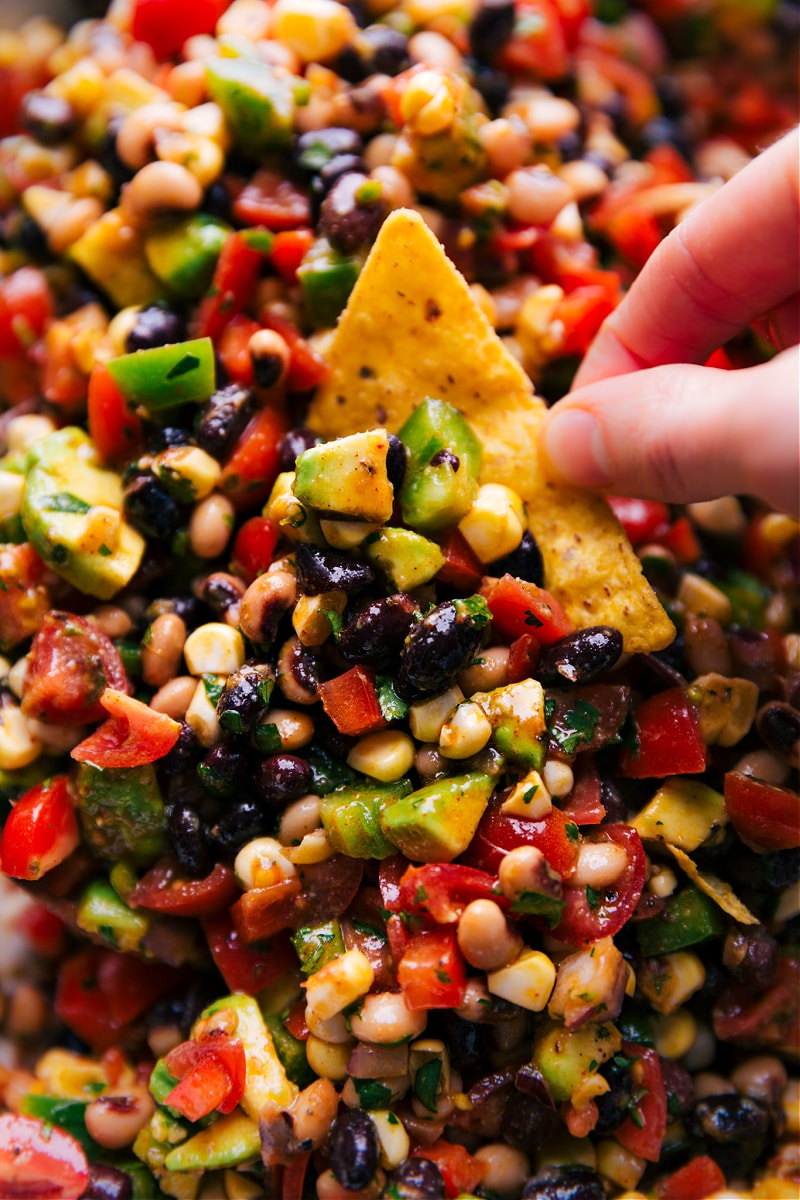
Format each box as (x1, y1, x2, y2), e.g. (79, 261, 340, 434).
(319, 779, 413, 859)
(533, 1019, 622, 1103)
(294, 430, 394, 523)
(364, 527, 444, 591)
(380, 772, 494, 862)
(206, 57, 298, 153)
(76, 762, 167, 866)
(144, 215, 230, 299)
(163, 1112, 261, 1172)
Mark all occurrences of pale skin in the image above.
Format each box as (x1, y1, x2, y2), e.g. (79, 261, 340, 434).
(540, 126, 800, 517)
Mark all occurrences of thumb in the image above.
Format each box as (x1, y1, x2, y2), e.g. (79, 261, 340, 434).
(539, 348, 800, 516)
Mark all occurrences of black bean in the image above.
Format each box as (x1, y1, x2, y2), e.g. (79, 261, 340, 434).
(123, 474, 182, 539)
(18, 215, 50, 261)
(19, 90, 77, 145)
(599, 778, 627, 823)
(82, 1163, 133, 1200)
(168, 802, 212, 878)
(469, 0, 515, 60)
(364, 23, 412, 72)
(535, 625, 623, 686)
(329, 1108, 379, 1192)
(208, 798, 267, 852)
(277, 637, 320, 703)
(313, 154, 368, 201)
(522, 1166, 606, 1200)
(125, 304, 186, 352)
(194, 572, 246, 620)
(489, 532, 544, 586)
(278, 426, 322, 472)
(469, 59, 510, 117)
(217, 662, 275, 734)
(204, 179, 234, 223)
(384, 431, 407, 494)
(432, 1011, 487, 1073)
(594, 1054, 634, 1134)
(689, 1094, 770, 1177)
(338, 594, 420, 669)
(515, 1064, 556, 1108)
(319, 172, 386, 255)
(722, 923, 779, 983)
(158, 722, 202, 777)
(294, 128, 364, 176)
(256, 754, 313, 808)
(757, 701, 800, 760)
(294, 543, 376, 595)
(500, 1092, 560, 1153)
(760, 846, 800, 889)
(198, 742, 256, 800)
(382, 1157, 445, 1199)
(660, 1057, 694, 1119)
(195, 383, 254, 460)
(638, 115, 693, 160)
(396, 597, 489, 701)
(147, 594, 203, 629)
(146, 426, 194, 453)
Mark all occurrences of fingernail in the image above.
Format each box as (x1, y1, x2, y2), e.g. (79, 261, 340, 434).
(542, 409, 612, 488)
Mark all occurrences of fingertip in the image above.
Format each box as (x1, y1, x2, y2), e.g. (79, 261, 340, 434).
(540, 406, 612, 488)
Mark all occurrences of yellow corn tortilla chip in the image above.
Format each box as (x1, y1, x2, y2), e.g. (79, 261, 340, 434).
(667, 844, 759, 925)
(309, 209, 675, 655)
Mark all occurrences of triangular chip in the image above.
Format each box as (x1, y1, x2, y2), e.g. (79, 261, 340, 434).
(309, 210, 674, 655)
(667, 844, 759, 925)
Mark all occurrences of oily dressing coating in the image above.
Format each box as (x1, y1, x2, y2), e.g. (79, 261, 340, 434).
(309, 209, 675, 655)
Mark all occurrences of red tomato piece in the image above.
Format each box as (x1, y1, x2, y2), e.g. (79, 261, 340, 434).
(498, 0, 570, 80)
(283, 1000, 310, 1042)
(378, 855, 410, 913)
(219, 403, 288, 511)
(131, 0, 228, 59)
(18, 903, 67, 958)
(724, 772, 800, 852)
(656, 1155, 727, 1200)
(0, 1113, 89, 1200)
(202, 913, 296, 994)
(231, 515, 279, 582)
(22, 611, 129, 726)
(55, 948, 184, 1048)
(435, 528, 484, 592)
(71, 688, 181, 768)
(97, 950, 186, 1026)
(464, 798, 580, 879)
(659, 515, 703, 565)
(260, 311, 330, 392)
(607, 496, 671, 546)
(483, 574, 574, 645)
(560, 754, 605, 825)
(233, 170, 312, 231)
(552, 824, 646, 946)
(553, 285, 616, 357)
(604, 203, 662, 268)
(0, 776, 79, 881)
(614, 1044, 667, 1163)
(271, 229, 315, 283)
(386, 912, 413, 965)
(193, 231, 267, 341)
(165, 1033, 246, 1121)
(0, 267, 52, 358)
(398, 863, 502, 924)
(414, 1142, 488, 1199)
(713, 957, 800, 1053)
(488, 223, 540, 255)
(87, 362, 143, 464)
(619, 687, 706, 778)
(318, 666, 387, 737)
(129, 859, 241, 918)
(507, 632, 541, 683)
(0, 543, 50, 653)
(398, 928, 466, 1010)
(217, 312, 260, 386)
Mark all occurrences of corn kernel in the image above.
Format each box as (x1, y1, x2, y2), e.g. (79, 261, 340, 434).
(224, 1167, 264, 1200)
(571, 1072, 610, 1111)
(184, 623, 245, 676)
(400, 70, 457, 136)
(760, 511, 800, 549)
(286, 828, 335, 864)
(638, 951, 706, 1015)
(152, 445, 222, 503)
(678, 573, 733, 624)
(458, 484, 525, 564)
(6, 415, 57, 455)
(595, 1141, 647, 1191)
(370, 1110, 411, 1170)
(320, 518, 380, 549)
(271, 0, 357, 62)
(0, 472, 25, 522)
(542, 758, 574, 798)
(782, 1079, 800, 1135)
(647, 864, 678, 898)
(184, 675, 223, 747)
(234, 837, 296, 891)
(305, 949, 375, 1021)
(292, 591, 347, 647)
(0, 705, 42, 770)
(347, 730, 416, 781)
(439, 701, 492, 760)
(305, 1035, 352, 1081)
(48, 59, 105, 116)
(654, 1010, 698, 1059)
(409, 686, 464, 743)
(487, 949, 556, 1012)
(687, 496, 747, 536)
(502, 769, 553, 820)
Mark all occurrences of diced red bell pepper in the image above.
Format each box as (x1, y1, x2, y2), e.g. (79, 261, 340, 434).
(398, 863, 502, 924)
(659, 516, 703, 565)
(414, 1142, 488, 1199)
(233, 170, 312, 231)
(87, 362, 144, 465)
(507, 632, 541, 683)
(604, 203, 662, 268)
(193, 231, 267, 341)
(231, 515, 279, 582)
(553, 284, 616, 357)
(165, 1030, 246, 1121)
(552, 824, 645, 945)
(0, 543, 51, 653)
(202, 913, 296, 994)
(723, 772, 800, 851)
(483, 574, 573, 645)
(655, 1155, 726, 1200)
(131, 0, 229, 60)
(71, 689, 181, 768)
(464, 797, 579, 879)
(498, 0, 570, 80)
(435, 528, 484, 591)
(271, 229, 315, 284)
(230, 877, 302, 943)
(0, 1113, 89, 1200)
(398, 928, 466, 1010)
(217, 312, 259, 386)
(318, 665, 388, 737)
(219, 403, 288, 511)
(22, 611, 129, 726)
(489, 223, 540, 255)
(644, 143, 695, 184)
(128, 860, 240, 918)
(0, 267, 52, 359)
(619, 687, 706, 778)
(0, 777, 79, 881)
(260, 311, 330, 392)
(614, 1044, 667, 1163)
(606, 496, 671, 547)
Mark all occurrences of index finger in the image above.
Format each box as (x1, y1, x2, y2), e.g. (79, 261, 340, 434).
(573, 126, 800, 389)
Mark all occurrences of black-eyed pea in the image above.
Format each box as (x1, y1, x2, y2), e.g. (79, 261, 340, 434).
(84, 1087, 155, 1149)
(290, 1078, 339, 1149)
(457, 899, 522, 971)
(122, 161, 203, 223)
(189, 493, 235, 559)
(473, 1143, 531, 1198)
(142, 612, 186, 689)
(150, 676, 197, 720)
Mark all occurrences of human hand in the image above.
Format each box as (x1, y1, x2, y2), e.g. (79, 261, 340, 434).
(540, 126, 800, 517)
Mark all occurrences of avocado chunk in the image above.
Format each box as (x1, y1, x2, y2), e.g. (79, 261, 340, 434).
(364, 527, 444, 591)
(198, 994, 296, 1119)
(76, 878, 150, 953)
(76, 762, 167, 866)
(533, 1019, 622, 1103)
(294, 430, 394, 523)
(632, 777, 728, 851)
(319, 779, 413, 859)
(163, 1112, 260, 1173)
(292, 920, 346, 975)
(206, 57, 301, 153)
(144, 215, 230, 299)
(106, 339, 216, 412)
(21, 428, 145, 600)
(474, 679, 548, 769)
(380, 772, 494, 862)
(398, 397, 482, 534)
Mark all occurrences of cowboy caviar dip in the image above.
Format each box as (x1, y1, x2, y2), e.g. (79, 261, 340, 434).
(0, 0, 798, 1197)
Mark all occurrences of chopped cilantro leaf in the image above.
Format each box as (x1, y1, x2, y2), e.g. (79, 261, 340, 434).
(585, 885, 601, 910)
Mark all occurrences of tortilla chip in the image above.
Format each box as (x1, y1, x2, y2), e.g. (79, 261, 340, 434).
(667, 844, 759, 925)
(308, 209, 675, 655)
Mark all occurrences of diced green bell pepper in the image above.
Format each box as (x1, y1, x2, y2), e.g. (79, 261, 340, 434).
(106, 338, 216, 411)
(20, 1096, 96, 1155)
(76, 762, 167, 865)
(297, 236, 363, 328)
(262, 1014, 314, 1089)
(320, 779, 413, 859)
(144, 214, 230, 299)
(206, 57, 299, 153)
(398, 397, 482, 534)
(76, 878, 150, 953)
(636, 885, 726, 957)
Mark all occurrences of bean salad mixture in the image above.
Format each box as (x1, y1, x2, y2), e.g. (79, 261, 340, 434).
(0, 0, 797, 1198)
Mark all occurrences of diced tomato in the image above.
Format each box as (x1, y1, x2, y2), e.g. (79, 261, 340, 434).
(614, 1043, 667, 1163)
(489, 223, 540, 255)
(233, 170, 312, 231)
(435, 527, 484, 592)
(398, 863, 502, 924)
(414, 1142, 488, 1199)
(619, 687, 706, 778)
(230, 877, 302, 943)
(385, 912, 413, 964)
(704, 346, 736, 369)
(483, 574, 574, 645)
(0, 267, 53, 359)
(260, 311, 330, 392)
(18, 902, 68, 958)
(219, 403, 288, 511)
(0, 543, 51, 653)
(22, 611, 130, 726)
(318, 665, 388, 737)
(498, 0, 570, 80)
(0, 1113, 89, 1200)
(604, 203, 662, 269)
(507, 632, 541, 683)
(283, 1000, 310, 1041)
(97, 950, 186, 1026)
(193, 231, 268, 341)
(713, 957, 800, 1053)
(607, 496, 671, 547)
(55, 948, 184, 1048)
(659, 515, 703, 565)
(131, 0, 229, 59)
(464, 797, 580, 878)
(553, 285, 616, 357)
(231, 514, 280, 582)
(560, 754, 605, 825)
(71, 688, 181, 768)
(129, 860, 241, 918)
(398, 928, 466, 1010)
(271, 229, 315, 284)
(165, 1031, 246, 1121)
(0, 777, 79, 881)
(378, 855, 409, 913)
(656, 1155, 727, 1200)
(723, 772, 800, 851)
(217, 312, 260, 386)
(88, 362, 144, 464)
(551, 824, 645, 945)
(202, 913, 296, 994)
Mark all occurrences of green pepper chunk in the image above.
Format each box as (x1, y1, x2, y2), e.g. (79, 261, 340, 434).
(76, 762, 168, 865)
(398, 397, 482, 534)
(262, 1014, 315, 1089)
(76, 878, 150, 953)
(297, 236, 363, 328)
(636, 885, 726, 957)
(106, 338, 216, 411)
(144, 214, 230, 299)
